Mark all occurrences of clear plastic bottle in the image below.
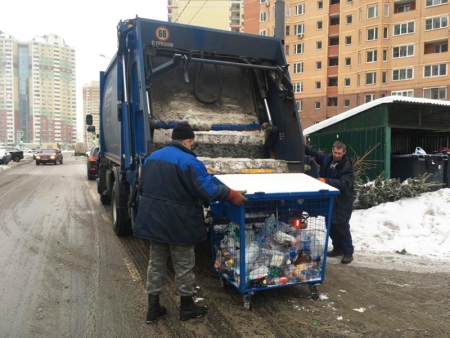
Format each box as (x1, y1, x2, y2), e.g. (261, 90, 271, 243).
(310, 235, 323, 262)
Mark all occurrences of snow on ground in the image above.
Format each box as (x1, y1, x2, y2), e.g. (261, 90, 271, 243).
(343, 188, 450, 273)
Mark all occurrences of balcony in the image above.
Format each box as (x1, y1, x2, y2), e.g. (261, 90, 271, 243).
(394, 1, 416, 14)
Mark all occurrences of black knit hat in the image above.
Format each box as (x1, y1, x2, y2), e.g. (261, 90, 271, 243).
(171, 123, 195, 140)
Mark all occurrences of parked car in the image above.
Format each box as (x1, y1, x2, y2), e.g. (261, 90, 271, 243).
(0, 146, 24, 162)
(0, 149, 12, 165)
(87, 147, 99, 180)
(35, 148, 63, 165)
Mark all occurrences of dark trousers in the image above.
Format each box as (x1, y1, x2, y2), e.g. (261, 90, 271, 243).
(146, 241, 195, 296)
(330, 222, 354, 255)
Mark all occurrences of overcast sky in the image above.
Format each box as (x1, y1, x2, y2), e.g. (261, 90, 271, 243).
(0, 0, 167, 139)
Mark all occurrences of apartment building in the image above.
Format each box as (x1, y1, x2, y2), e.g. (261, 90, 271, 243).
(244, 0, 449, 128)
(0, 32, 18, 145)
(82, 81, 99, 147)
(168, 0, 244, 32)
(0, 32, 76, 146)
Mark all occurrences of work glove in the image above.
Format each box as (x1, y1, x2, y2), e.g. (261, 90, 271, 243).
(227, 189, 248, 206)
(317, 178, 326, 183)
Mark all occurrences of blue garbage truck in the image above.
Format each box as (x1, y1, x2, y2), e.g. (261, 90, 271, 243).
(86, 16, 306, 236)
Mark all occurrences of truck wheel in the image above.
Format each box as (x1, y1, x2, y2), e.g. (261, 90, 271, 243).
(112, 181, 132, 236)
(13, 156, 20, 162)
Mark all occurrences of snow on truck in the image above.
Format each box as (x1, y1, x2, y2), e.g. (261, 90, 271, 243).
(86, 16, 307, 236)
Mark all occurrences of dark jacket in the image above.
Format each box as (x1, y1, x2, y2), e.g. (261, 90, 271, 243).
(305, 146, 354, 224)
(133, 142, 230, 245)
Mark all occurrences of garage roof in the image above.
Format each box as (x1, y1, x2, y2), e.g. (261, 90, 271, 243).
(303, 96, 450, 136)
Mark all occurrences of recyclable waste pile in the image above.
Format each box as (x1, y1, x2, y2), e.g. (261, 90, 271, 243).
(214, 214, 325, 288)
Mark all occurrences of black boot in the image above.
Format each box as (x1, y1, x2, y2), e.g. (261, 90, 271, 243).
(180, 296, 207, 321)
(146, 294, 167, 324)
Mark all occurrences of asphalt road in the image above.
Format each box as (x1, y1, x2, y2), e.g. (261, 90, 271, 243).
(0, 154, 449, 338)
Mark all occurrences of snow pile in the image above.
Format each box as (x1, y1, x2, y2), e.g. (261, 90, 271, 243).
(351, 188, 450, 260)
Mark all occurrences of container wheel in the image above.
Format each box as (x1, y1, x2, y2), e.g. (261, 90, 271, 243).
(243, 295, 252, 310)
(309, 285, 319, 300)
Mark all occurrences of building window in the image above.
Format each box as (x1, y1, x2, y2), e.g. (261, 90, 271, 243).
(345, 78, 350, 86)
(393, 68, 414, 80)
(285, 25, 290, 36)
(345, 36, 352, 45)
(295, 3, 305, 16)
(396, 4, 410, 13)
(285, 44, 290, 55)
(426, 0, 448, 7)
(315, 81, 321, 89)
(384, 4, 390, 17)
(365, 94, 375, 103)
(382, 71, 387, 84)
(317, 21, 323, 29)
(293, 82, 303, 93)
(435, 44, 448, 53)
(344, 99, 350, 107)
(317, 1, 323, 10)
(316, 61, 322, 70)
(260, 11, 267, 22)
(346, 15, 352, 24)
(383, 27, 388, 39)
(383, 49, 388, 61)
(393, 44, 414, 58)
(296, 100, 303, 112)
(315, 101, 321, 109)
(260, 30, 267, 36)
(425, 16, 449, 31)
(293, 62, 304, 74)
(366, 72, 376, 85)
(367, 5, 378, 19)
(393, 22, 414, 36)
(295, 23, 305, 35)
(366, 50, 377, 63)
(391, 90, 413, 97)
(423, 87, 447, 99)
(295, 43, 304, 54)
(286, 6, 291, 16)
(424, 64, 447, 77)
(367, 27, 378, 41)
(345, 57, 351, 66)
(317, 41, 322, 49)
(327, 97, 338, 106)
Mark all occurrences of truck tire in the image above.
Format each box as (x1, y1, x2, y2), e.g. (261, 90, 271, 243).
(13, 156, 20, 162)
(112, 181, 132, 236)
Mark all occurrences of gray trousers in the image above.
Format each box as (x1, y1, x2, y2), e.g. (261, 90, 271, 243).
(146, 240, 195, 296)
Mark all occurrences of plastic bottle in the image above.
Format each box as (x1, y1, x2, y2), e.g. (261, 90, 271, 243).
(248, 265, 269, 280)
(310, 235, 323, 262)
(263, 214, 279, 236)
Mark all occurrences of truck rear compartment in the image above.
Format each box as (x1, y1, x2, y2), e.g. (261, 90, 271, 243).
(148, 56, 289, 173)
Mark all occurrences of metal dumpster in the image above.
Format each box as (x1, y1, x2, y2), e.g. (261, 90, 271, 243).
(210, 173, 339, 309)
(391, 154, 447, 191)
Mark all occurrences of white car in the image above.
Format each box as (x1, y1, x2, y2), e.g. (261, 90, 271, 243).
(0, 149, 12, 165)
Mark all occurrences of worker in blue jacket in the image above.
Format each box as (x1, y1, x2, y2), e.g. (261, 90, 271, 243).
(305, 140, 354, 264)
(134, 123, 247, 323)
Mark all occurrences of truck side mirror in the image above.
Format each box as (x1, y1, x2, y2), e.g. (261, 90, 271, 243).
(86, 114, 93, 126)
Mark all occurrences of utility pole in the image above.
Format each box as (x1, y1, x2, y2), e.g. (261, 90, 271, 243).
(274, 0, 285, 42)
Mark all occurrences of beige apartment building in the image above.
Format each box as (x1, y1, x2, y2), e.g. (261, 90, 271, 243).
(168, 0, 244, 32)
(245, 0, 449, 128)
(0, 31, 76, 146)
(83, 81, 100, 147)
